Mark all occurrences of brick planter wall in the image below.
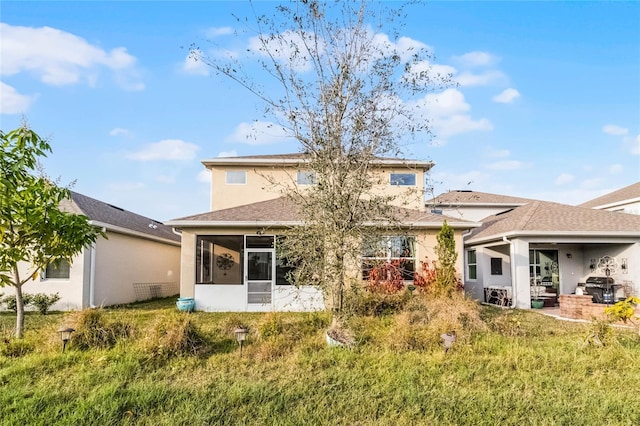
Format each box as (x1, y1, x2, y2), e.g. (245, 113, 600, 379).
(559, 294, 609, 321)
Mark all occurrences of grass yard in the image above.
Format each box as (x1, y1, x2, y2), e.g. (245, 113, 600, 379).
(1, 296, 639, 425)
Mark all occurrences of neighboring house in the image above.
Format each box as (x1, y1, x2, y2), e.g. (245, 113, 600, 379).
(167, 154, 479, 312)
(14, 192, 181, 311)
(578, 181, 640, 215)
(426, 190, 533, 222)
(462, 200, 640, 309)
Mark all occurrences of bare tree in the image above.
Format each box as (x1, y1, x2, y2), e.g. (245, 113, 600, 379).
(191, 0, 450, 312)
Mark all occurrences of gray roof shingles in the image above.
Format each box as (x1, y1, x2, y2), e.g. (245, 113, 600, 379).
(578, 182, 640, 209)
(428, 190, 535, 206)
(467, 200, 640, 243)
(63, 191, 180, 243)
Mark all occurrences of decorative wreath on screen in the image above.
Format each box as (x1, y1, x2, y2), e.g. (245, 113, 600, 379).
(216, 253, 235, 275)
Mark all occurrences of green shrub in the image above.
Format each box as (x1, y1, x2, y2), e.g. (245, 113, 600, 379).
(0, 337, 34, 357)
(258, 312, 284, 340)
(0, 294, 34, 312)
(29, 293, 61, 315)
(68, 308, 133, 350)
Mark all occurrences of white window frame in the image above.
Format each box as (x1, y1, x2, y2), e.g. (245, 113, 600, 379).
(225, 171, 247, 185)
(362, 236, 416, 281)
(389, 173, 416, 186)
(467, 250, 477, 280)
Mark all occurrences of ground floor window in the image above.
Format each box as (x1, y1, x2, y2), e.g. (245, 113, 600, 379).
(529, 249, 558, 286)
(467, 250, 477, 280)
(44, 259, 70, 279)
(362, 236, 415, 281)
(196, 235, 243, 284)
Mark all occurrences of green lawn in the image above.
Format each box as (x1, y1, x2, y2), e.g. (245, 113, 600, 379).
(1, 297, 638, 425)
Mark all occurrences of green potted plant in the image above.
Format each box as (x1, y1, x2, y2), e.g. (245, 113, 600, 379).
(531, 285, 544, 309)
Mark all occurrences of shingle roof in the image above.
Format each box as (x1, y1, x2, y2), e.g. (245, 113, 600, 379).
(577, 182, 640, 209)
(168, 197, 477, 229)
(428, 190, 535, 206)
(62, 191, 180, 243)
(466, 200, 640, 244)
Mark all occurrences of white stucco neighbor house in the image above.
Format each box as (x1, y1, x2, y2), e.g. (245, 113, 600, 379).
(462, 200, 640, 309)
(11, 191, 181, 311)
(166, 153, 479, 312)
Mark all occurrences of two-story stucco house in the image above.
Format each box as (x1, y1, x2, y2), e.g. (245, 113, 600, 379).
(166, 154, 479, 312)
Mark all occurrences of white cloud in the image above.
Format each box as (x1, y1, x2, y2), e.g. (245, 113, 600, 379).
(218, 150, 238, 158)
(249, 30, 322, 72)
(226, 121, 290, 145)
(456, 70, 506, 87)
(197, 170, 210, 183)
(555, 173, 575, 185)
(109, 127, 131, 137)
(484, 160, 531, 171)
(452, 51, 498, 68)
(0, 23, 144, 90)
(492, 88, 520, 104)
(411, 88, 492, 142)
(206, 27, 233, 38)
(181, 51, 210, 76)
(602, 124, 628, 136)
(0, 81, 35, 114)
(126, 139, 200, 161)
(609, 164, 623, 174)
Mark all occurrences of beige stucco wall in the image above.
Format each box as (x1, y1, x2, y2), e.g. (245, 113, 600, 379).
(178, 225, 467, 306)
(92, 232, 181, 307)
(209, 165, 426, 212)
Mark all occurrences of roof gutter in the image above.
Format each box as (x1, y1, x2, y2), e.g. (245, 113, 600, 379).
(88, 220, 181, 246)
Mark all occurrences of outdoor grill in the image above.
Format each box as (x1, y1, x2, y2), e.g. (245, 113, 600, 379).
(581, 276, 618, 304)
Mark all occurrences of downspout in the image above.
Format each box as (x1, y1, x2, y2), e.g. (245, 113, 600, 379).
(89, 244, 96, 308)
(89, 227, 106, 308)
(503, 235, 517, 308)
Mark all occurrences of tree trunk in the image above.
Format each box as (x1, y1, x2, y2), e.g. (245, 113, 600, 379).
(13, 266, 25, 339)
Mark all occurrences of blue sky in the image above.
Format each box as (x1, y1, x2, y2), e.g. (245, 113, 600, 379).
(1, 1, 638, 221)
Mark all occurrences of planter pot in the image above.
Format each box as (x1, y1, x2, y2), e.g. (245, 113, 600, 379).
(326, 331, 346, 347)
(531, 299, 544, 309)
(176, 297, 195, 312)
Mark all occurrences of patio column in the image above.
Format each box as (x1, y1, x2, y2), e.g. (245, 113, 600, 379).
(511, 238, 531, 309)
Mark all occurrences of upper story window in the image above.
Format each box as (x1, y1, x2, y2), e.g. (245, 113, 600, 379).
(226, 171, 246, 185)
(296, 171, 316, 185)
(43, 260, 70, 279)
(390, 173, 416, 186)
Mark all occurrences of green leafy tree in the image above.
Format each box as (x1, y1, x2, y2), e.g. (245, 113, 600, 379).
(192, 1, 450, 312)
(0, 124, 103, 338)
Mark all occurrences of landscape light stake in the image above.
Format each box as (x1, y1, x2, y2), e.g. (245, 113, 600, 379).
(440, 331, 456, 354)
(234, 327, 249, 357)
(57, 327, 75, 353)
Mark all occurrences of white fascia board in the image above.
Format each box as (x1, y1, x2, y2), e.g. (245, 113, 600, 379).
(164, 220, 304, 228)
(88, 221, 181, 246)
(466, 230, 640, 246)
(404, 221, 482, 229)
(202, 157, 434, 170)
(592, 197, 640, 210)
